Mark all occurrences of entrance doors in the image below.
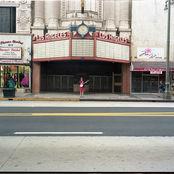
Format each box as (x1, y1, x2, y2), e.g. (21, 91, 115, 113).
(89, 75, 112, 92)
(143, 76, 158, 93)
(47, 75, 74, 91)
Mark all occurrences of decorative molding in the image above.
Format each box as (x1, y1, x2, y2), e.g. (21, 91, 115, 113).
(62, 0, 66, 18)
(16, 1, 31, 33)
(99, 0, 102, 19)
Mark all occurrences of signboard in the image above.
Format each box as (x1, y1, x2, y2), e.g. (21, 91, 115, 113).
(33, 40, 69, 59)
(97, 40, 129, 61)
(0, 48, 21, 59)
(137, 48, 164, 59)
(0, 34, 32, 63)
(72, 39, 93, 57)
(150, 71, 162, 74)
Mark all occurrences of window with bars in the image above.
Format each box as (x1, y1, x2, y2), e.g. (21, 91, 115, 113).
(0, 7, 16, 33)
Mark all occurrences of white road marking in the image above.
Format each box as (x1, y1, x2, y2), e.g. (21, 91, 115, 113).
(14, 132, 103, 135)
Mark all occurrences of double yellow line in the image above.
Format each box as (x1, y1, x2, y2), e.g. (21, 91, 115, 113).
(0, 112, 174, 116)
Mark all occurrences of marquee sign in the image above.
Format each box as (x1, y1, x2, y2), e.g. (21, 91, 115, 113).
(0, 48, 21, 59)
(33, 29, 130, 63)
(96, 32, 129, 43)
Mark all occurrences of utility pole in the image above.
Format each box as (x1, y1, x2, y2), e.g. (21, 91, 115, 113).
(163, 0, 174, 99)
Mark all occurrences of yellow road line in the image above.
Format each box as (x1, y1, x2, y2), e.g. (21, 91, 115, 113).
(0, 112, 174, 116)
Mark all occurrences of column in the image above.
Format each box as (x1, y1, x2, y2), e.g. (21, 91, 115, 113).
(48, 1, 59, 27)
(33, 62, 41, 93)
(104, 0, 115, 29)
(114, 0, 120, 28)
(122, 63, 130, 94)
(119, 0, 130, 29)
(33, 1, 44, 27)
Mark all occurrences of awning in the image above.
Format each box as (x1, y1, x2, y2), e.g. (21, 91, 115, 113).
(131, 61, 174, 71)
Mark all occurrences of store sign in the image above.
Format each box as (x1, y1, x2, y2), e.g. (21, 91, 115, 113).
(150, 71, 162, 74)
(0, 48, 21, 59)
(0, 59, 29, 64)
(137, 48, 164, 59)
(0, 40, 23, 45)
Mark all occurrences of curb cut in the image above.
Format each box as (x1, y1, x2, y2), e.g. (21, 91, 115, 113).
(0, 98, 174, 102)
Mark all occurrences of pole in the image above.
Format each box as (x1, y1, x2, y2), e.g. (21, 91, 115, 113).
(163, 0, 171, 99)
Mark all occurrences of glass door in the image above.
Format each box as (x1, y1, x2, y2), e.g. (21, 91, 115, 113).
(143, 76, 158, 93)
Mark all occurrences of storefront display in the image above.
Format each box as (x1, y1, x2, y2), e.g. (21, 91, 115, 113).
(0, 65, 30, 88)
(0, 34, 32, 92)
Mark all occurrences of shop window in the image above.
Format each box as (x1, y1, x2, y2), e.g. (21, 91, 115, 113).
(19, 66, 30, 88)
(0, 66, 29, 88)
(0, 7, 16, 33)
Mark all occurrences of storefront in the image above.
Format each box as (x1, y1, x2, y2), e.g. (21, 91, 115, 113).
(0, 34, 32, 92)
(131, 61, 174, 93)
(33, 28, 131, 93)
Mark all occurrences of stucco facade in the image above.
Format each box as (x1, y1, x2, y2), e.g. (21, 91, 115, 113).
(131, 0, 174, 62)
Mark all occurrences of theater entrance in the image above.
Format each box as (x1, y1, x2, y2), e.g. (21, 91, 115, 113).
(39, 60, 127, 93)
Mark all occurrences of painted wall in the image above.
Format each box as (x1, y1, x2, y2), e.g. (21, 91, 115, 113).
(131, 0, 174, 62)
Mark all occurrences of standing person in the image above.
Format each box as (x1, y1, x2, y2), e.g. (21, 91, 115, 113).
(79, 77, 89, 98)
(158, 81, 165, 97)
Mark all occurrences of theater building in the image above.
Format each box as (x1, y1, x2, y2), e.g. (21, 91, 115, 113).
(31, 0, 132, 94)
(33, 29, 130, 93)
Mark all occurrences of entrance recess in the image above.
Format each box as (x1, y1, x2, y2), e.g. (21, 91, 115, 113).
(40, 61, 127, 93)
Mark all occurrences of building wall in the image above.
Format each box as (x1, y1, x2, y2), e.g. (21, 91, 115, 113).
(31, 0, 131, 38)
(131, 0, 174, 62)
(0, 0, 31, 34)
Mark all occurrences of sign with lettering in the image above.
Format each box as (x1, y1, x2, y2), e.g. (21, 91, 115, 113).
(33, 32, 68, 41)
(137, 48, 164, 59)
(0, 48, 21, 59)
(96, 31, 129, 43)
(150, 71, 162, 74)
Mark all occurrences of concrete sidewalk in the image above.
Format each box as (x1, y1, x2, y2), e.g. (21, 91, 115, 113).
(0, 136, 174, 172)
(0, 91, 174, 102)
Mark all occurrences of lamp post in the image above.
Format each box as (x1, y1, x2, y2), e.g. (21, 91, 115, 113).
(163, 0, 174, 99)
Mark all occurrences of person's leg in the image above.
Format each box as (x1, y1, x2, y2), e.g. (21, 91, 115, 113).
(80, 90, 82, 97)
(82, 90, 84, 97)
(158, 89, 162, 97)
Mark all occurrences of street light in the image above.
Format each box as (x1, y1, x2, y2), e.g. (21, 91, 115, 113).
(163, 0, 174, 99)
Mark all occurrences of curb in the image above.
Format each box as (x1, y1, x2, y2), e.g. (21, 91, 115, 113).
(80, 99, 174, 102)
(0, 98, 79, 101)
(0, 98, 174, 102)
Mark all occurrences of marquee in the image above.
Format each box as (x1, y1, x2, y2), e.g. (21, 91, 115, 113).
(33, 31, 130, 63)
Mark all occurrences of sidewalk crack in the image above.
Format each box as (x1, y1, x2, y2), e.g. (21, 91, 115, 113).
(0, 136, 26, 170)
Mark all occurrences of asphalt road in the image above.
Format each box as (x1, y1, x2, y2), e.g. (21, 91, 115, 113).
(1, 107, 174, 136)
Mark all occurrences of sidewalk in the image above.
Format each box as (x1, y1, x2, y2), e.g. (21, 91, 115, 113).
(0, 91, 174, 102)
(0, 136, 174, 172)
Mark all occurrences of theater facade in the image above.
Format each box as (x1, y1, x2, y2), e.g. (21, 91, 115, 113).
(33, 27, 131, 94)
